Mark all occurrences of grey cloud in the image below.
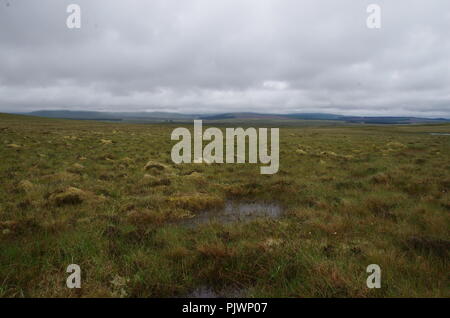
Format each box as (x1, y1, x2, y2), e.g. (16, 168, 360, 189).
(0, 0, 449, 116)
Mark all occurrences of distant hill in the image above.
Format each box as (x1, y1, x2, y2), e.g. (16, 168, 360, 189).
(338, 116, 450, 124)
(199, 112, 289, 120)
(15, 110, 450, 124)
(26, 110, 197, 121)
(285, 113, 346, 120)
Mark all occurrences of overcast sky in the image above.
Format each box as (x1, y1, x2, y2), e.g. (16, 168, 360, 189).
(0, 0, 449, 117)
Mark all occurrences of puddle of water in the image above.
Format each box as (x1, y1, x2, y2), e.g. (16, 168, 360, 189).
(429, 133, 450, 136)
(187, 286, 246, 298)
(181, 201, 283, 226)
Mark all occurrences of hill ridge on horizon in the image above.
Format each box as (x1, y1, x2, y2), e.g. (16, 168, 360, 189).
(6, 109, 448, 124)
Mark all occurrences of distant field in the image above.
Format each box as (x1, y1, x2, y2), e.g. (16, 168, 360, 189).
(0, 113, 449, 297)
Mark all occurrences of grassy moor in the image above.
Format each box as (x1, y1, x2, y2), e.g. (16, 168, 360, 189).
(0, 113, 448, 297)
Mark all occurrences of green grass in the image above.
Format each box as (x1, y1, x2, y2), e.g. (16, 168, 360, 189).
(0, 113, 449, 297)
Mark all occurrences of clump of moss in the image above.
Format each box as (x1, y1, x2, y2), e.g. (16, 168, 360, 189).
(183, 172, 207, 184)
(47, 186, 104, 207)
(100, 139, 113, 144)
(371, 173, 391, 185)
(387, 141, 406, 149)
(126, 209, 163, 225)
(18, 180, 34, 192)
(143, 175, 171, 187)
(319, 151, 338, 157)
(144, 160, 171, 175)
(67, 163, 85, 174)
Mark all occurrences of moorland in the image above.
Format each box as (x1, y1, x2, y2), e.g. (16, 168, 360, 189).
(0, 113, 448, 297)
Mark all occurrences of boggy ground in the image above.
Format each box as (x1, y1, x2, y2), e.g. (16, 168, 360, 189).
(0, 113, 449, 297)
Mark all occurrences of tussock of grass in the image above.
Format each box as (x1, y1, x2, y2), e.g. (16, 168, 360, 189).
(18, 180, 34, 192)
(144, 160, 170, 173)
(47, 187, 105, 207)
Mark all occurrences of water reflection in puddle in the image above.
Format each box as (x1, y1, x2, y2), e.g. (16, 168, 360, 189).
(181, 201, 283, 226)
(429, 133, 450, 136)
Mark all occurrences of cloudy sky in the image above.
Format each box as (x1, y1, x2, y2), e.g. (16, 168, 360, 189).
(0, 0, 449, 117)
